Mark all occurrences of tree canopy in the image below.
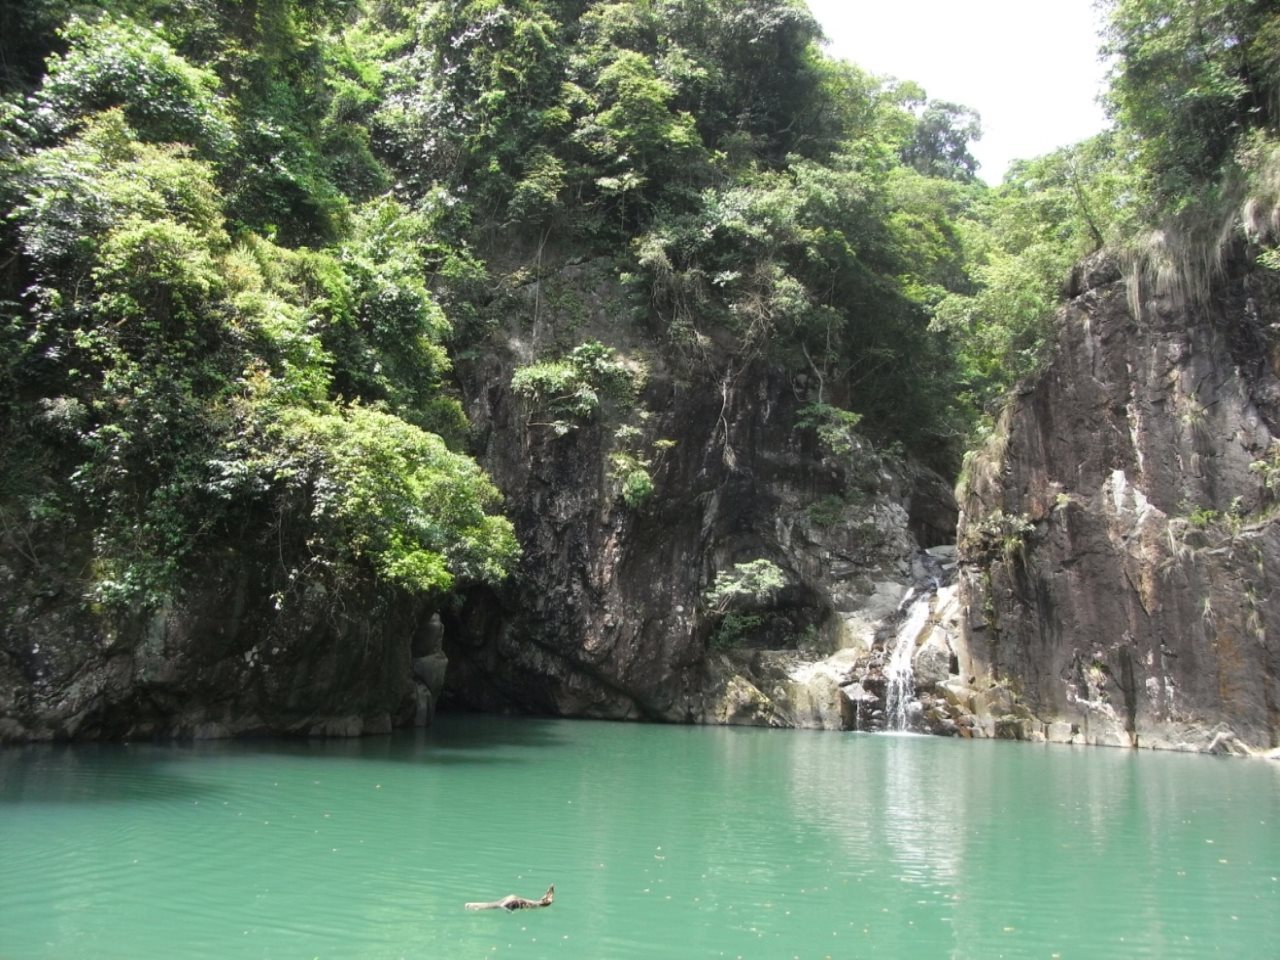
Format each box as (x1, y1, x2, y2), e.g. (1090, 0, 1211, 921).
(2, 0, 1275, 613)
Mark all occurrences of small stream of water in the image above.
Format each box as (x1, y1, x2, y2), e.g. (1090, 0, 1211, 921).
(884, 589, 931, 731)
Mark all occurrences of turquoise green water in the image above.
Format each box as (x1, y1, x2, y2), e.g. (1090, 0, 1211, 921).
(2, 718, 1278, 959)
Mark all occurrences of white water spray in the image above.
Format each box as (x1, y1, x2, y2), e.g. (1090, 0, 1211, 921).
(884, 594, 931, 732)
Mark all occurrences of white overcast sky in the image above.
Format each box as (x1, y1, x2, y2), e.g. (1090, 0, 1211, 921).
(804, 0, 1111, 183)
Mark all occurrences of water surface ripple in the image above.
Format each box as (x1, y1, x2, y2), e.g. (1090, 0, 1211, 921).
(2, 718, 1277, 958)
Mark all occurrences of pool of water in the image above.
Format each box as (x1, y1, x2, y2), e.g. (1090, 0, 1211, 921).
(2, 717, 1277, 959)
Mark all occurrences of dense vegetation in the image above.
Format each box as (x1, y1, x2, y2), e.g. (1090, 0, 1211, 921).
(1, 0, 1276, 613)
(937, 0, 1280, 418)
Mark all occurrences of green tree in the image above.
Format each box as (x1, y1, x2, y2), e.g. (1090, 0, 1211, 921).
(3, 106, 516, 606)
(1103, 0, 1280, 211)
(32, 15, 233, 153)
(900, 97, 983, 182)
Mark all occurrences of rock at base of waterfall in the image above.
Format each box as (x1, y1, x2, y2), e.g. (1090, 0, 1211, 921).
(994, 716, 1029, 740)
(308, 715, 364, 737)
(714, 675, 789, 727)
(785, 670, 849, 730)
(1206, 730, 1252, 757)
(974, 684, 1016, 717)
(938, 678, 976, 713)
(913, 635, 952, 688)
(1046, 721, 1076, 744)
(841, 682, 877, 705)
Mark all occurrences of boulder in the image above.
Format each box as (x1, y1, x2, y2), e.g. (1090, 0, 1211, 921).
(413, 652, 449, 702)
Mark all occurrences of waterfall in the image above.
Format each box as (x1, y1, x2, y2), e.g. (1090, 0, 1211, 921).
(884, 593, 931, 732)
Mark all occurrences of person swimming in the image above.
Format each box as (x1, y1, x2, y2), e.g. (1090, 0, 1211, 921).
(464, 884, 555, 911)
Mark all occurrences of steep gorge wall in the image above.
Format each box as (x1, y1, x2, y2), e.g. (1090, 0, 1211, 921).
(9, 245, 1280, 753)
(956, 254, 1280, 753)
(0, 254, 952, 741)
(441, 257, 951, 722)
(0, 530, 449, 741)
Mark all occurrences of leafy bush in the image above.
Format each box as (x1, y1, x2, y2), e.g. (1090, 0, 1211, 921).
(511, 340, 639, 432)
(239, 402, 518, 594)
(711, 612, 763, 650)
(961, 510, 1035, 565)
(608, 451, 653, 507)
(3, 103, 517, 607)
(705, 558, 786, 613)
(1250, 442, 1280, 500)
(796, 403, 863, 458)
(806, 494, 848, 528)
(34, 15, 233, 153)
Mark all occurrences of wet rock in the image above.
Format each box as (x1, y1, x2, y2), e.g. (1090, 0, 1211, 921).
(994, 716, 1029, 740)
(413, 653, 449, 702)
(938, 678, 977, 713)
(913, 636, 952, 689)
(413, 684, 433, 728)
(784, 654, 861, 730)
(443, 273, 930, 722)
(0, 531, 430, 742)
(974, 684, 1016, 717)
(708, 673, 790, 728)
(935, 718, 959, 736)
(1046, 722, 1076, 744)
(311, 716, 363, 737)
(1206, 731, 1252, 758)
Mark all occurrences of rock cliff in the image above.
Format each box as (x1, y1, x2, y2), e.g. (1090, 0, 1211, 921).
(0, 254, 955, 741)
(0, 533, 449, 741)
(955, 252, 1280, 753)
(441, 256, 953, 723)
(8, 245, 1279, 755)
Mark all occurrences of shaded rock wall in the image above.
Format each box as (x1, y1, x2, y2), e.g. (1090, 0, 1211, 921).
(0, 534, 442, 741)
(956, 253, 1280, 752)
(442, 257, 952, 721)
(0, 253, 952, 742)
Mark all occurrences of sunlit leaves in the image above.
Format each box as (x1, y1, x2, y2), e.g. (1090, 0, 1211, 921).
(35, 15, 233, 153)
(4, 101, 517, 605)
(247, 403, 518, 593)
(1102, 0, 1280, 211)
(13, 110, 224, 275)
(512, 340, 641, 433)
(705, 558, 786, 614)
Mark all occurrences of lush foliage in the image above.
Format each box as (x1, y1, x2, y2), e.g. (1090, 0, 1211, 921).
(511, 340, 641, 432)
(0, 7, 517, 608)
(923, 0, 1280, 425)
(1102, 0, 1279, 212)
(367, 0, 987, 464)
(705, 558, 787, 613)
(5, 0, 1274, 618)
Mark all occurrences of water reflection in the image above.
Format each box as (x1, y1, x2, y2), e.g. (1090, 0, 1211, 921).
(880, 734, 964, 888)
(2, 721, 1278, 959)
(0, 743, 224, 805)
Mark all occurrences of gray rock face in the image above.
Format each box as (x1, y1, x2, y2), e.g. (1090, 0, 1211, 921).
(956, 253, 1280, 754)
(443, 256, 954, 722)
(0, 255, 949, 741)
(0, 538, 435, 741)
